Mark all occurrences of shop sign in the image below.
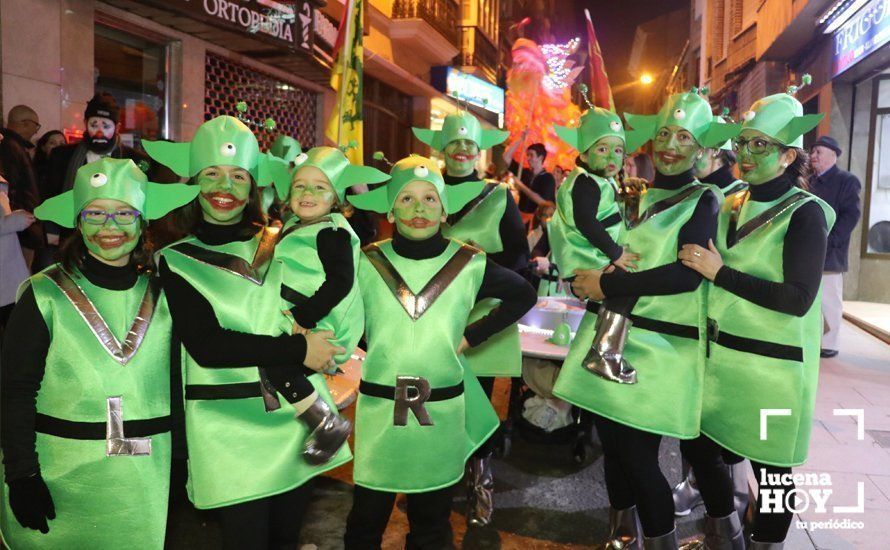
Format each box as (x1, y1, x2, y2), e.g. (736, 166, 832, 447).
(832, 0, 890, 76)
(432, 67, 505, 115)
(168, 0, 314, 52)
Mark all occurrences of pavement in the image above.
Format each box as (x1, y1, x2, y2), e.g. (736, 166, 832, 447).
(165, 319, 890, 549)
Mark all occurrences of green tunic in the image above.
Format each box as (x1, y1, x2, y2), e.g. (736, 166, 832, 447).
(1, 266, 172, 550)
(159, 227, 351, 509)
(354, 240, 500, 492)
(443, 182, 521, 377)
(701, 189, 835, 466)
(276, 213, 364, 364)
(554, 182, 720, 439)
(549, 166, 622, 277)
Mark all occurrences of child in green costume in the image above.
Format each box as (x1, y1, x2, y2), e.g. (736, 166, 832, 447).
(412, 111, 526, 527)
(1, 158, 197, 549)
(342, 156, 536, 549)
(144, 115, 349, 549)
(267, 146, 389, 464)
(677, 79, 833, 550)
(550, 103, 647, 385)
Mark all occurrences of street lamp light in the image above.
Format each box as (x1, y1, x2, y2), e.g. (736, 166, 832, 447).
(640, 73, 654, 85)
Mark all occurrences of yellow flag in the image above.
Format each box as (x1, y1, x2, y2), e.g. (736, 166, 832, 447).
(325, 0, 363, 165)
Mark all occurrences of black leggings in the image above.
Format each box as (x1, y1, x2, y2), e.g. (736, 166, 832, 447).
(473, 376, 498, 457)
(682, 434, 794, 543)
(217, 481, 315, 550)
(344, 484, 455, 550)
(594, 415, 675, 538)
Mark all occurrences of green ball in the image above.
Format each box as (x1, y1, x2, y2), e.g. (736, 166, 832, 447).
(236, 101, 248, 113)
(264, 118, 276, 130)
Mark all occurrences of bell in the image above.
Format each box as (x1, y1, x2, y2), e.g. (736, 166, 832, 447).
(548, 322, 573, 346)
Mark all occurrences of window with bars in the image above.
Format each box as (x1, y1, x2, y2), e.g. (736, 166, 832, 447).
(204, 53, 318, 151)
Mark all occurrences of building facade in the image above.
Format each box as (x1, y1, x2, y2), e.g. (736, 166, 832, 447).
(0, 0, 509, 171)
(695, 0, 890, 304)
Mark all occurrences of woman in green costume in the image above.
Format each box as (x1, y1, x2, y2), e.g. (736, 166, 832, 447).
(143, 116, 349, 549)
(677, 80, 833, 550)
(413, 111, 527, 527)
(343, 156, 536, 549)
(267, 145, 389, 461)
(673, 115, 752, 524)
(0, 158, 197, 549)
(563, 89, 739, 549)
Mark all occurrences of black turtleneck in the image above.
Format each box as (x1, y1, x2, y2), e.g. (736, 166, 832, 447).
(387, 230, 537, 346)
(569, 160, 624, 266)
(158, 221, 309, 371)
(444, 171, 529, 273)
(600, 169, 719, 298)
(1, 254, 147, 482)
(701, 164, 738, 191)
(714, 174, 828, 316)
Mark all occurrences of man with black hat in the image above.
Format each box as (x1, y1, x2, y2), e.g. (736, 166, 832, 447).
(810, 135, 862, 358)
(41, 93, 153, 253)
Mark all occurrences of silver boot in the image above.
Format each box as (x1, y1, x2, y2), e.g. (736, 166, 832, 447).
(643, 528, 679, 550)
(466, 455, 494, 527)
(582, 309, 637, 384)
(747, 537, 784, 549)
(597, 505, 643, 549)
(702, 513, 744, 550)
(299, 396, 351, 465)
(673, 463, 703, 516)
(728, 461, 751, 525)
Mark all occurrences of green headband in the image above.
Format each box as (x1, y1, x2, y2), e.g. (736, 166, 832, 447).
(554, 106, 650, 154)
(624, 90, 741, 149)
(412, 112, 509, 152)
(349, 155, 483, 215)
(269, 135, 302, 163)
(740, 93, 824, 148)
(35, 158, 199, 228)
(270, 146, 390, 202)
(142, 115, 278, 186)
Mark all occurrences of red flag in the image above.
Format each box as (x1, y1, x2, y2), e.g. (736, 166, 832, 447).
(585, 9, 615, 112)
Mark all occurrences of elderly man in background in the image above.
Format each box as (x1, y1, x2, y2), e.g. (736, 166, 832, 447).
(0, 107, 45, 263)
(810, 135, 862, 358)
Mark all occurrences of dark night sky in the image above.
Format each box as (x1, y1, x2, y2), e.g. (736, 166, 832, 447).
(555, 0, 688, 91)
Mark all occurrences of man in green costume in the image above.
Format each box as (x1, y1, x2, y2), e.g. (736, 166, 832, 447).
(559, 89, 739, 549)
(343, 155, 536, 548)
(1, 158, 197, 549)
(677, 80, 833, 550)
(412, 112, 527, 526)
(144, 115, 349, 548)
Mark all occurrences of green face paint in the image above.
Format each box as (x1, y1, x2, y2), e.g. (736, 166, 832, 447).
(735, 129, 786, 185)
(583, 136, 625, 178)
(652, 125, 701, 176)
(79, 199, 142, 264)
(196, 165, 252, 225)
(443, 139, 480, 178)
(391, 180, 444, 241)
(289, 165, 336, 222)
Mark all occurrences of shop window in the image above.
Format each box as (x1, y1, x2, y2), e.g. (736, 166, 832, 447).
(204, 53, 317, 151)
(866, 111, 890, 254)
(94, 24, 169, 148)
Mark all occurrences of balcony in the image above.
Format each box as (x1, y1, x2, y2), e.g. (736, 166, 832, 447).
(390, 0, 461, 66)
(459, 26, 499, 84)
(756, 0, 834, 60)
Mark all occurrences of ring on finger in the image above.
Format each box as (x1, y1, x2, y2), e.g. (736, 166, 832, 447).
(693, 251, 702, 257)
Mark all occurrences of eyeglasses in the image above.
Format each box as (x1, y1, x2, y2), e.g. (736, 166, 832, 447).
(22, 119, 41, 131)
(80, 209, 141, 226)
(733, 137, 780, 155)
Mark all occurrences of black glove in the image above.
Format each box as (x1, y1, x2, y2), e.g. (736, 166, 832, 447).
(7, 474, 56, 533)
